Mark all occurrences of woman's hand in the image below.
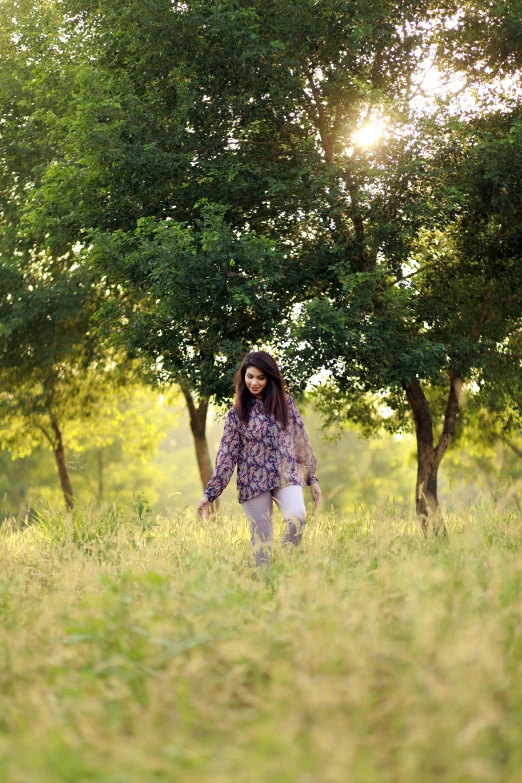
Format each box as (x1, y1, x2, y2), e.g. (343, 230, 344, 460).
(197, 495, 212, 517)
(310, 481, 322, 508)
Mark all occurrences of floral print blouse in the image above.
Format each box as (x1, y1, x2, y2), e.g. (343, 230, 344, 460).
(204, 395, 318, 504)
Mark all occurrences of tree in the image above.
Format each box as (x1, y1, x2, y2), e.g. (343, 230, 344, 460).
(0, 254, 150, 509)
(160, 0, 521, 530)
(2, 0, 317, 491)
(4, 0, 521, 527)
(285, 104, 522, 531)
(0, 4, 158, 509)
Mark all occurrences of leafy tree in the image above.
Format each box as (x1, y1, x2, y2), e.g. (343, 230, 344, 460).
(286, 103, 522, 530)
(0, 383, 182, 520)
(4, 0, 522, 528)
(0, 255, 150, 508)
(0, 0, 283, 489)
(0, 5, 151, 510)
(8, 0, 439, 494)
(1, 0, 335, 490)
(158, 0, 521, 530)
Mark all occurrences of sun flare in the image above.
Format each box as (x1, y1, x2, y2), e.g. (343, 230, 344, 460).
(353, 122, 384, 147)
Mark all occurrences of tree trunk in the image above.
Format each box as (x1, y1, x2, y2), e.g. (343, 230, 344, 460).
(16, 486, 29, 525)
(415, 447, 440, 531)
(51, 419, 75, 510)
(402, 375, 462, 535)
(402, 377, 439, 534)
(182, 389, 217, 505)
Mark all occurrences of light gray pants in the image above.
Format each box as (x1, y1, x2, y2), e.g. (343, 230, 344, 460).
(241, 485, 307, 567)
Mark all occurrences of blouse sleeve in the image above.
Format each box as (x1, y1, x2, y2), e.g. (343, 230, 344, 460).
(204, 408, 240, 502)
(288, 396, 318, 486)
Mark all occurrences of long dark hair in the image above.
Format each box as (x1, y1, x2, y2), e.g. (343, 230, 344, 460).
(234, 351, 290, 428)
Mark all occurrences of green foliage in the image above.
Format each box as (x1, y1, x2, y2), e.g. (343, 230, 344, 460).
(90, 203, 286, 400)
(0, 385, 184, 519)
(40, 0, 520, 447)
(1, 0, 441, 399)
(0, 252, 149, 451)
(1, 0, 521, 509)
(0, 2, 173, 503)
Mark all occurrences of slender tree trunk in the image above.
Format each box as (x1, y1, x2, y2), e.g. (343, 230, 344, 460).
(182, 389, 217, 505)
(50, 418, 75, 510)
(415, 447, 440, 529)
(16, 486, 29, 525)
(403, 375, 462, 535)
(402, 377, 439, 533)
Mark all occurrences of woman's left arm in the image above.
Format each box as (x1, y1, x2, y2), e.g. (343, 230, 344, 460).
(288, 397, 322, 506)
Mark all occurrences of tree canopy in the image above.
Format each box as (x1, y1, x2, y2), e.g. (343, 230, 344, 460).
(0, 0, 521, 522)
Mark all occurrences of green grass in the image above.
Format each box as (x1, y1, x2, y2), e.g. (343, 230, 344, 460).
(1, 501, 522, 782)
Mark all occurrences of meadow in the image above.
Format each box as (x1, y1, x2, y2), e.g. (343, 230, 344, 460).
(1, 502, 522, 783)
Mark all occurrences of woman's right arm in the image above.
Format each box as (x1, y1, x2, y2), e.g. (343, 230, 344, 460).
(202, 409, 241, 504)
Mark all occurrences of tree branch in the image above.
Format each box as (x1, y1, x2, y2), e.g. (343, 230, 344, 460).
(304, 66, 335, 163)
(402, 376, 434, 450)
(386, 262, 436, 288)
(182, 386, 197, 419)
(182, 386, 208, 424)
(37, 424, 55, 448)
(507, 439, 522, 459)
(434, 374, 463, 465)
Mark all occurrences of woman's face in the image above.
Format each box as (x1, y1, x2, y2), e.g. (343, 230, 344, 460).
(245, 365, 267, 398)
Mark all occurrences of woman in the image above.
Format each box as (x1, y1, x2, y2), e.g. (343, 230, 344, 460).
(197, 351, 322, 566)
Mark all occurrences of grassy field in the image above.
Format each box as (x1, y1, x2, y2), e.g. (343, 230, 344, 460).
(1, 501, 522, 783)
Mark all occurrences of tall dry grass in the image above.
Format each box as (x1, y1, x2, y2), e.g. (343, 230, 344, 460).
(0, 499, 521, 782)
